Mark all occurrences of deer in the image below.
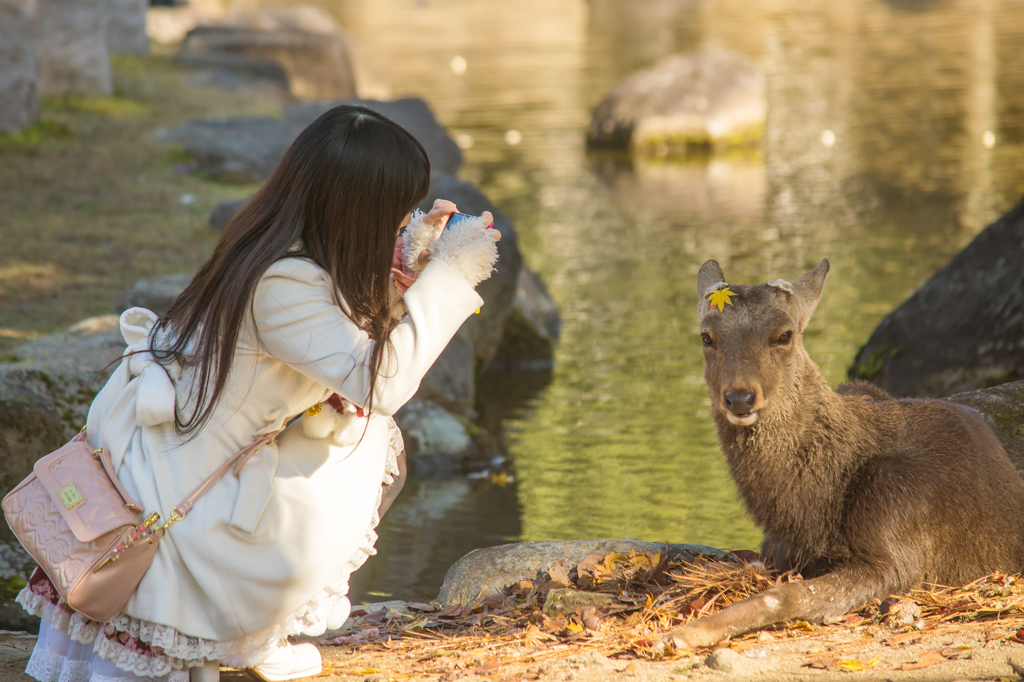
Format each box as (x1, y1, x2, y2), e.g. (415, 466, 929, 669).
(666, 259, 1024, 649)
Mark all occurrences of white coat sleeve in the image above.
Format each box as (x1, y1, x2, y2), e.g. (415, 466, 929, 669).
(251, 257, 484, 416)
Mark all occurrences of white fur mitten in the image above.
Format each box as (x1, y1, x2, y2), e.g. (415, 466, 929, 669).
(401, 210, 499, 288)
(401, 209, 435, 275)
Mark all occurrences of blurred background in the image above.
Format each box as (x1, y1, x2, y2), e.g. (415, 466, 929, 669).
(2, 0, 1024, 607)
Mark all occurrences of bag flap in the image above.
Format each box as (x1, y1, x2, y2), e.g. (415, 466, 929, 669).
(33, 439, 138, 543)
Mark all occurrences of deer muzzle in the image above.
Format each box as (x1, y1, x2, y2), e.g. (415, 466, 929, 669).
(722, 388, 761, 426)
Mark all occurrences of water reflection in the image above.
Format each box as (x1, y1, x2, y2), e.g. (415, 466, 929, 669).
(247, 0, 1024, 602)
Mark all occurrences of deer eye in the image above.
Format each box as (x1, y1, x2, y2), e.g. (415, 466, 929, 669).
(774, 331, 793, 346)
(701, 332, 714, 347)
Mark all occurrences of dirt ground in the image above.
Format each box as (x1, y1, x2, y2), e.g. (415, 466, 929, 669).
(1, 623, 1023, 682)
(0, 52, 285, 354)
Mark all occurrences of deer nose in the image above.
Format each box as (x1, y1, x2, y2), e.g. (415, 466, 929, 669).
(724, 391, 757, 415)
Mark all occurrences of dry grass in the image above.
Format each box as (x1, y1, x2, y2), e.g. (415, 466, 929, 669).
(0, 52, 286, 352)
(303, 551, 1024, 680)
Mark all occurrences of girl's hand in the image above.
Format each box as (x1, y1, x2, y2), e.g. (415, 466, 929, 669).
(422, 199, 458, 238)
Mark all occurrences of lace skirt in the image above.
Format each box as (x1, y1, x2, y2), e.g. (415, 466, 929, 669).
(19, 422, 404, 682)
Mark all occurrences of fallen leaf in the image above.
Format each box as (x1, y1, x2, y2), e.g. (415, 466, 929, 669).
(649, 554, 671, 585)
(602, 552, 630, 573)
(792, 621, 815, 632)
(577, 554, 604, 577)
(939, 646, 972, 660)
(835, 657, 880, 672)
(547, 561, 571, 585)
(407, 602, 439, 612)
(363, 607, 388, 624)
(620, 662, 638, 673)
(537, 579, 569, 594)
(900, 649, 948, 671)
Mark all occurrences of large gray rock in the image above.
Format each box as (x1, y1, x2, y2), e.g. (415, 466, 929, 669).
(487, 266, 561, 372)
(106, 0, 148, 54)
(850, 196, 1024, 397)
(179, 8, 358, 102)
(587, 49, 765, 153)
(946, 380, 1024, 481)
(160, 97, 461, 184)
(0, 316, 125, 490)
(156, 117, 306, 184)
(285, 98, 462, 176)
(0, 0, 38, 134)
(36, 0, 112, 96)
(415, 174, 522, 414)
(209, 196, 251, 231)
(116, 273, 192, 315)
(437, 539, 725, 606)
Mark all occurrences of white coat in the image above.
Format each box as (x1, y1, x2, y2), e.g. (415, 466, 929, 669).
(83, 256, 482, 652)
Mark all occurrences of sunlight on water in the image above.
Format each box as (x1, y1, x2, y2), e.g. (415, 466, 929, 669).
(247, 0, 1024, 600)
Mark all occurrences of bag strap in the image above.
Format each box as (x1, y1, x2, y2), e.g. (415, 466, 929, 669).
(150, 429, 282, 534)
(87, 427, 283, 535)
(77, 430, 142, 511)
(176, 430, 280, 517)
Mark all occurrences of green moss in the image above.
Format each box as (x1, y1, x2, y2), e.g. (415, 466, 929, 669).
(43, 94, 150, 118)
(849, 344, 903, 380)
(633, 122, 765, 157)
(0, 575, 26, 601)
(0, 119, 73, 147)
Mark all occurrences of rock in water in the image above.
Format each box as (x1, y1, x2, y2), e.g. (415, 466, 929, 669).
(587, 49, 765, 154)
(415, 174, 522, 414)
(36, 0, 112, 96)
(0, 0, 38, 133)
(437, 540, 725, 606)
(393, 398, 473, 469)
(851, 197, 1024, 397)
(106, 0, 149, 54)
(488, 266, 562, 372)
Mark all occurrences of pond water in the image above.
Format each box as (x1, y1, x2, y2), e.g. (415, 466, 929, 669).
(247, 0, 1024, 603)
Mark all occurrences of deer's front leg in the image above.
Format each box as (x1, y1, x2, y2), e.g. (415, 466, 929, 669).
(666, 563, 896, 649)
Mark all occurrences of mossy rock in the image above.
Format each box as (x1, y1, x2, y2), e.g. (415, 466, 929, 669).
(587, 49, 766, 156)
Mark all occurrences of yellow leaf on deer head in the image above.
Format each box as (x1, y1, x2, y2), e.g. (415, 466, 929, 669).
(706, 287, 736, 312)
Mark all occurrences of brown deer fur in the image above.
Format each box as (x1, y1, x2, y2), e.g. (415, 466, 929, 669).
(667, 259, 1024, 649)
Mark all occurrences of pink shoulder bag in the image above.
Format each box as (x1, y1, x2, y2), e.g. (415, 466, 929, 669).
(2, 429, 279, 623)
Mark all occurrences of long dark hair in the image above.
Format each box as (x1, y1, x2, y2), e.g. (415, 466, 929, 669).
(152, 105, 431, 435)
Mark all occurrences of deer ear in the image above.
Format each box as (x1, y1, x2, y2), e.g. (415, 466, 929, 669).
(792, 259, 830, 331)
(697, 260, 726, 318)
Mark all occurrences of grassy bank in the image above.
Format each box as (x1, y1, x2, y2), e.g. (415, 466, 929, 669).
(0, 53, 285, 353)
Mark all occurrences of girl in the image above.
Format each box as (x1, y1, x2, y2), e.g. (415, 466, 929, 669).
(18, 105, 501, 682)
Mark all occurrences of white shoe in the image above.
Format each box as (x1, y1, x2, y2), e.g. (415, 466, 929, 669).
(247, 642, 323, 682)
